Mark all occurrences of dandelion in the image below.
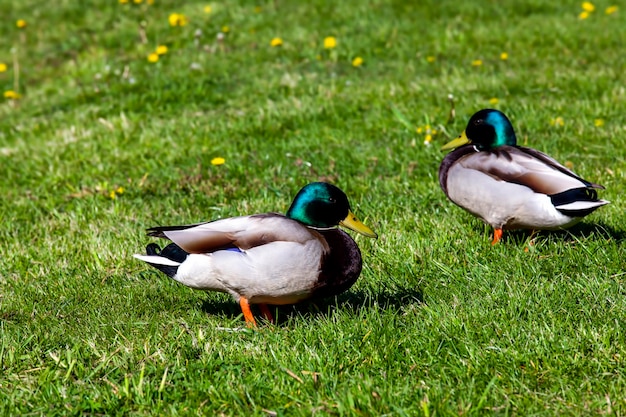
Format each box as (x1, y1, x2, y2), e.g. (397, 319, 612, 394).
(352, 56, 364, 67)
(426, 56, 435, 63)
(16, 19, 27, 28)
(416, 127, 423, 134)
(221, 25, 230, 33)
(204, 5, 212, 13)
(168, 13, 188, 27)
(582, 1, 595, 12)
(3, 90, 21, 99)
(147, 53, 159, 63)
(605, 5, 618, 14)
(500, 52, 508, 60)
(109, 190, 117, 199)
(119, 0, 129, 3)
(211, 157, 226, 166)
(323, 36, 337, 49)
(471, 59, 483, 66)
(489, 98, 499, 105)
(270, 37, 283, 47)
(116, 186, 125, 194)
(133, 0, 143, 3)
(156, 45, 168, 55)
(424, 134, 433, 146)
(0, 63, 7, 72)
(579, 11, 590, 19)
(550, 117, 565, 127)
(594, 118, 604, 127)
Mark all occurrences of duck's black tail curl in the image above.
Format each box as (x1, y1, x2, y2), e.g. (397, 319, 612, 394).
(551, 188, 609, 216)
(142, 243, 189, 278)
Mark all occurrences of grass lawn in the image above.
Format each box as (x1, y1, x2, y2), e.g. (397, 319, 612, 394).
(1, 0, 625, 415)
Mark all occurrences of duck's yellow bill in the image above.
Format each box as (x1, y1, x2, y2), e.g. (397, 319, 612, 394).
(340, 210, 378, 238)
(441, 131, 471, 150)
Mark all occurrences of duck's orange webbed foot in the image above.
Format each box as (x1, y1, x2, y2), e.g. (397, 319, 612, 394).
(239, 297, 257, 327)
(491, 228, 503, 245)
(259, 304, 275, 324)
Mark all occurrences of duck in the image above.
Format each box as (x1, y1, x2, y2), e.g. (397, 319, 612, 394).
(133, 182, 377, 326)
(439, 108, 609, 244)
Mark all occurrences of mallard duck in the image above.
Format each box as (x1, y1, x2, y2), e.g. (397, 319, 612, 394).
(439, 109, 609, 244)
(133, 182, 377, 326)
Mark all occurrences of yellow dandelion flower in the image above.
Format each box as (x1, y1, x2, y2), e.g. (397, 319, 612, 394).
(211, 157, 226, 166)
(550, 117, 565, 127)
(270, 37, 283, 47)
(222, 25, 230, 33)
(133, 0, 143, 3)
(169, 13, 188, 27)
(579, 11, 590, 19)
(109, 190, 117, 199)
(204, 5, 212, 13)
(489, 98, 499, 105)
(323, 36, 337, 49)
(116, 186, 125, 194)
(471, 59, 483, 66)
(582, 2, 595, 12)
(0, 63, 7, 72)
(416, 126, 424, 134)
(156, 45, 168, 55)
(119, 0, 129, 3)
(352, 56, 364, 67)
(605, 5, 618, 14)
(147, 53, 159, 63)
(16, 19, 27, 28)
(500, 52, 508, 60)
(594, 118, 604, 127)
(426, 56, 436, 63)
(424, 134, 433, 145)
(3, 90, 21, 99)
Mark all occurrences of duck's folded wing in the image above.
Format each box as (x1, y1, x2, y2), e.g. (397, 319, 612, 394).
(146, 213, 317, 254)
(462, 146, 602, 195)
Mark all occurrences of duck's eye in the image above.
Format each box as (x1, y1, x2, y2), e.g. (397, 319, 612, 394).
(473, 119, 484, 126)
(328, 197, 336, 203)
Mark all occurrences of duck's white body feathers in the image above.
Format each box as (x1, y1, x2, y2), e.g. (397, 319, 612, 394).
(439, 145, 609, 231)
(134, 214, 338, 305)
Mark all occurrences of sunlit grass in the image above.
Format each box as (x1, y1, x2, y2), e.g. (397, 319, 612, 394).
(1, 0, 625, 415)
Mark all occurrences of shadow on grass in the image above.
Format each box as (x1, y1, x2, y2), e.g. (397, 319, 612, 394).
(199, 286, 425, 326)
(501, 222, 626, 244)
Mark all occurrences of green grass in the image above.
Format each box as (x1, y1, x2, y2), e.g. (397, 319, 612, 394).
(1, 0, 625, 415)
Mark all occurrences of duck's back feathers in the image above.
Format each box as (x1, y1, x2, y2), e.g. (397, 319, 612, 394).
(441, 145, 601, 195)
(147, 213, 322, 254)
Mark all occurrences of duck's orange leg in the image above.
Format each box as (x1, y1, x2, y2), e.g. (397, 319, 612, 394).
(491, 228, 503, 245)
(239, 297, 257, 327)
(259, 304, 275, 324)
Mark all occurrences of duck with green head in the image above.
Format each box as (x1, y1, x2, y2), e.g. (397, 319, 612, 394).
(134, 182, 377, 326)
(439, 109, 609, 244)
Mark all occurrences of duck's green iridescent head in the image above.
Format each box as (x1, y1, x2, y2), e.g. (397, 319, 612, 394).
(442, 109, 517, 151)
(286, 182, 377, 238)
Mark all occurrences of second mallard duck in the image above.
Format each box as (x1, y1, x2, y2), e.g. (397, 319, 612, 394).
(134, 182, 377, 326)
(439, 109, 609, 244)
